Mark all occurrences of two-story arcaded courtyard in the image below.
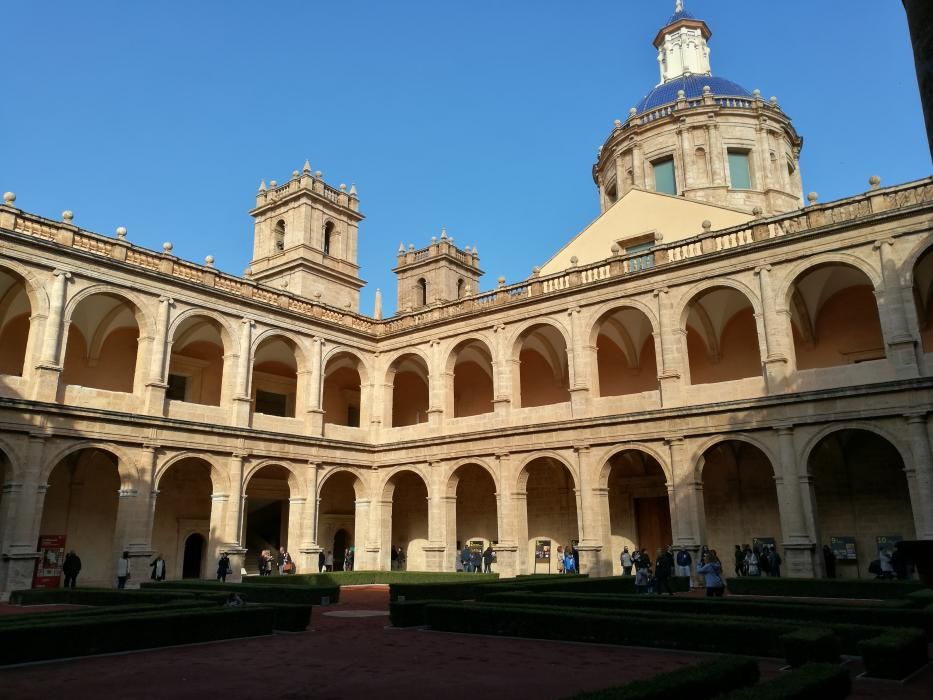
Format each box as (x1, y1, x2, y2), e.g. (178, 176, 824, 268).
(1, 4, 932, 596)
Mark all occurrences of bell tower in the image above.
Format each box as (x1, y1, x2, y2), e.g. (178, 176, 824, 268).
(393, 229, 482, 312)
(248, 162, 365, 311)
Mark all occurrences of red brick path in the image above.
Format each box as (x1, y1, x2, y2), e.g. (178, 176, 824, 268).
(0, 587, 930, 700)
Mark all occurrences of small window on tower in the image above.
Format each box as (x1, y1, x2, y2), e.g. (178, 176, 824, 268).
(274, 220, 285, 251)
(323, 221, 334, 256)
(417, 278, 428, 307)
(457, 278, 465, 299)
(652, 157, 677, 195)
(728, 150, 752, 189)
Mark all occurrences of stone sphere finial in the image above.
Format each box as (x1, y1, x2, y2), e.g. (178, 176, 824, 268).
(339, 184, 347, 192)
(769, 96, 778, 105)
(613, 119, 622, 128)
(162, 241, 173, 253)
(702, 85, 711, 95)
(629, 107, 637, 117)
(868, 175, 881, 189)
(3, 192, 15, 204)
(292, 170, 300, 179)
(752, 89, 761, 98)
(610, 243, 621, 255)
(570, 255, 579, 266)
(62, 210, 74, 222)
(497, 276, 506, 286)
(532, 266, 540, 275)
(752, 206, 763, 217)
(314, 171, 322, 179)
(431, 236, 437, 244)
(205, 255, 215, 267)
(677, 89, 686, 99)
(408, 243, 415, 252)
(116, 226, 127, 239)
(269, 180, 277, 188)
(807, 192, 819, 204)
(701, 220, 712, 232)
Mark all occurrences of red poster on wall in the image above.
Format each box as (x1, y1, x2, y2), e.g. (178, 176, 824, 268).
(32, 535, 67, 589)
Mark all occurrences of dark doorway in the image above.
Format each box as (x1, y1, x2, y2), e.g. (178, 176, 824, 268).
(634, 497, 673, 559)
(333, 528, 349, 571)
(183, 533, 205, 578)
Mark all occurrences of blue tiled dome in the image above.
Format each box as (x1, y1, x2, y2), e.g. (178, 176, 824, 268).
(666, 9, 696, 24)
(636, 74, 751, 113)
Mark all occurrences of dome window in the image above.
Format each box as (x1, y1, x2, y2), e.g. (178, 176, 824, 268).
(727, 150, 752, 190)
(652, 157, 677, 195)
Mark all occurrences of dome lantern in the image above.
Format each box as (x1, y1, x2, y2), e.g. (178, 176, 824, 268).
(653, 0, 713, 85)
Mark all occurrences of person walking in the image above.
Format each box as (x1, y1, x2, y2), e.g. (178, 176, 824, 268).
(344, 546, 355, 571)
(555, 545, 565, 574)
(471, 547, 482, 574)
(150, 554, 166, 581)
(822, 545, 837, 579)
(217, 552, 231, 582)
(621, 547, 633, 576)
(325, 549, 335, 572)
(319, 549, 326, 573)
(675, 546, 692, 584)
(767, 546, 782, 578)
(564, 548, 576, 574)
(483, 544, 495, 574)
(280, 547, 293, 575)
(697, 549, 725, 597)
(733, 545, 745, 577)
(62, 550, 81, 589)
(655, 547, 675, 595)
(116, 551, 131, 589)
(397, 547, 406, 571)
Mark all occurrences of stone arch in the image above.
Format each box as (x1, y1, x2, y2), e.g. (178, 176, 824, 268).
(381, 467, 430, 571)
(902, 236, 933, 287)
(776, 253, 883, 310)
(0, 435, 21, 482)
(155, 452, 230, 495)
(0, 260, 49, 318)
(378, 465, 431, 502)
(782, 260, 885, 369)
(508, 317, 572, 356)
(318, 466, 365, 571)
(519, 454, 580, 574)
(40, 441, 140, 488)
(585, 298, 659, 347)
(595, 443, 671, 489)
(0, 264, 42, 380)
(512, 322, 571, 408)
(386, 352, 431, 427)
(679, 280, 763, 385)
(589, 302, 660, 397)
(446, 337, 495, 418)
(244, 460, 304, 494)
(908, 240, 933, 352)
(689, 433, 779, 483)
(447, 461, 499, 569)
(250, 331, 306, 419)
(167, 308, 238, 356)
(322, 350, 368, 428)
(318, 466, 367, 500)
(243, 461, 298, 571)
(800, 421, 912, 474)
(322, 346, 371, 385)
(516, 451, 578, 493)
(62, 288, 150, 393)
(167, 312, 234, 406)
(445, 458, 499, 497)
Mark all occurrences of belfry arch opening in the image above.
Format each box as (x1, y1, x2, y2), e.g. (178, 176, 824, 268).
(809, 429, 915, 579)
(448, 339, 494, 418)
(323, 221, 335, 256)
(39, 448, 122, 585)
(789, 263, 885, 369)
(388, 354, 429, 427)
(605, 450, 671, 574)
(448, 463, 498, 570)
(515, 324, 570, 408)
(274, 220, 285, 251)
(318, 471, 361, 571)
(914, 246, 933, 353)
(167, 316, 227, 406)
(323, 353, 364, 427)
(700, 441, 782, 566)
(522, 457, 578, 573)
(593, 308, 658, 397)
(62, 293, 141, 393)
(152, 457, 214, 580)
(385, 470, 428, 571)
(251, 336, 299, 418)
(243, 465, 292, 574)
(684, 286, 761, 384)
(0, 267, 32, 381)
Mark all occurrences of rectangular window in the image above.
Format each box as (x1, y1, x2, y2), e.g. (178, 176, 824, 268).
(166, 374, 188, 401)
(653, 158, 677, 195)
(347, 405, 360, 428)
(255, 390, 288, 417)
(728, 151, 752, 189)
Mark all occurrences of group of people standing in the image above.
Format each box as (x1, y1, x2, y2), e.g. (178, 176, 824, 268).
(733, 544, 782, 578)
(459, 544, 496, 573)
(619, 544, 729, 598)
(256, 547, 294, 576)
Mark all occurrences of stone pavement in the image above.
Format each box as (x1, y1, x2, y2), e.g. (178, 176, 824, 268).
(0, 587, 930, 700)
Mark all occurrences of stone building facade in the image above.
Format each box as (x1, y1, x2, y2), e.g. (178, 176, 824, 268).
(0, 4, 931, 595)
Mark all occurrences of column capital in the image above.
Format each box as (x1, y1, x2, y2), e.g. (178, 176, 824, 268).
(665, 436, 685, 447)
(905, 411, 929, 424)
(157, 296, 175, 305)
(211, 493, 230, 502)
(240, 317, 255, 327)
(567, 305, 581, 316)
(573, 443, 591, 454)
(753, 264, 772, 275)
(231, 450, 249, 459)
(774, 424, 795, 436)
(52, 269, 73, 279)
(493, 323, 507, 334)
(653, 287, 670, 297)
(872, 237, 895, 250)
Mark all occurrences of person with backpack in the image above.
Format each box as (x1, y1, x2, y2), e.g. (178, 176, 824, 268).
(460, 544, 472, 573)
(655, 547, 675, 595)
(697, 549, 725, 597)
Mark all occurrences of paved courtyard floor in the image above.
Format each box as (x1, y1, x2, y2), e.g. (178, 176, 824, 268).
(1, 586, 931, 700)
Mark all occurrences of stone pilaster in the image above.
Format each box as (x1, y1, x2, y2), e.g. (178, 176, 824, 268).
(232, 319, 254, 426)
(33, 269, 71, 402)
(654, 288, 683, 406)
(144, 296, 173, 414)
(567, 306, 590, 415)
(906, 413, 933, 539)
(875, 239, 919, 377)
(306, 337, 325, 434)
(755, 265, 791, 391)
(774, 426, 816, 577)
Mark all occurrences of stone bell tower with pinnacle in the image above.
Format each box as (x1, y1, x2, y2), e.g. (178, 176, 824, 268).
(248, 161, 365, 311)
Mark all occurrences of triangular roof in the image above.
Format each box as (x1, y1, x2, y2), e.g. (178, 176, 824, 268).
(539, 188, 755, 275)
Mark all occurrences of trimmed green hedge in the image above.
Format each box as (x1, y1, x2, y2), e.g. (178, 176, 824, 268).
(246, 571, 499, 586)
(390, 580, 499, 602)
(478, 592, 933, 634)
(475, 576, 688, 601)
(781, 628, 839, 667)
(905, 588, 933, 608)
(858, 628, 929, 680)
(0, 600, 217, 628)
(565, 656, 758, 700)
(0, 606, 274, 665)
(266, 603, 313, 632)
(720, 663, 850, 700)
(8, 587, 219, 606)
(141, 580, 339, 604)
(725, 577, 922, 599)
(390, 599, 435, 627)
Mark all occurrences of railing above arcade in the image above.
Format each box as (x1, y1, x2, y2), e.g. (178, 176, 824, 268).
(1, 178, 932, 338)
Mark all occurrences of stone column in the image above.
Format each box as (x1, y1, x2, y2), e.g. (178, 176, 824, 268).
(232, 319, 254, 426)
(33, 269, 72, 402)
(144, 296, 173, 414)
(632, 140, 645, 188)
(353, 497, 372, 570)
(492, 452, 518, 577)
(906, 413, 933, 539)
(427, 339, 444, 427)
(297, 462, 320, 573)
(668, 437, 705, 588)
(371, 498, 393, 571)
(306, 337, 325, 434)
(512, 491, 529, 575)
(492, 324, 512, 417)
(755, 265, 791, 391)
(207, 492, 229, 572)
(0, 436, 47, 598)
(567, 306, 590, 415)
(423, 460, 447, 570)
(221, 451, 248, 581)
(774, 426, 816, 576)
(573, 445, 606, 576)
(709, 121, 725, 186)
(874, 239, 920, 377)
(654, 288, 683, 406)
(614, 154, 625, 199)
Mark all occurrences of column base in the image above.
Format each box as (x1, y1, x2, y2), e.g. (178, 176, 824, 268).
(365, 546, 386, 571)
(569, 387, 590, 416)
(231, 397, 252, 427)
(491, 544, 518, 578)
(221, 547, 248, 583)
(427, 408, 444, 428)
(305, 409, 324, 436)
(144, 382, 168, 415)
(492, 397, 511, 418)
(298, 546, 323, 575)
(576, 544, 605, 577)
(0, 551, 41, 600)
(763, 355, 791, 392)
(126, 550, 155, 589)
(32, 365, 62, 403)
(658, 373, 681, 407)
(782, 542, 816, 578)
(888, 340, 920, 379)
(422, 545, 448, 571)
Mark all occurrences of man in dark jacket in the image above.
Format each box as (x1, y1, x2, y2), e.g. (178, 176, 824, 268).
(482, 545, 495, 574)
(62, 550, 81, 588)
(655, 548, 675, 595)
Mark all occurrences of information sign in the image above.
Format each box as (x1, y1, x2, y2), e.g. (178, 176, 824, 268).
(830, 536, 857, 561)
(33, 534, 66, 589)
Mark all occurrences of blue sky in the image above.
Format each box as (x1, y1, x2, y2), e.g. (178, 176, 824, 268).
(2, 1, 929, 316)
